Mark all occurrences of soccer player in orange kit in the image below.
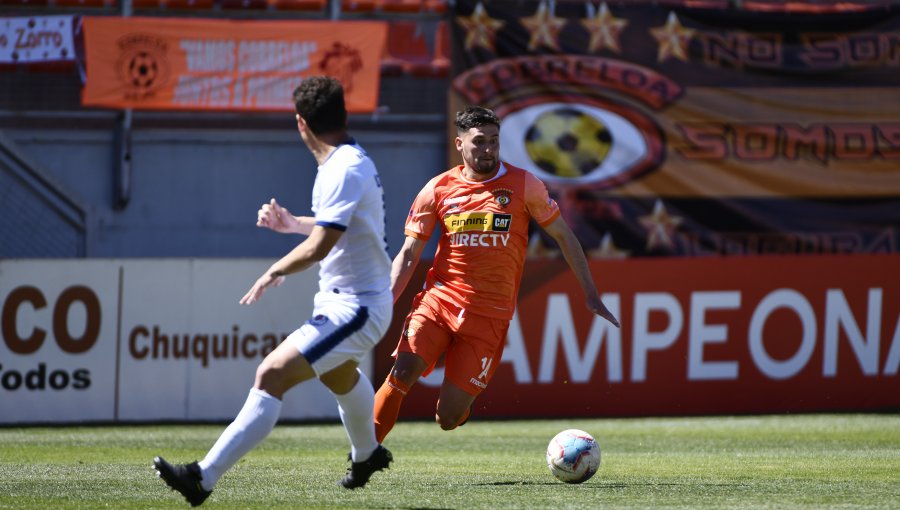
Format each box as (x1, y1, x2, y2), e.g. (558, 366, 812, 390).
(373, 106, 620, 441)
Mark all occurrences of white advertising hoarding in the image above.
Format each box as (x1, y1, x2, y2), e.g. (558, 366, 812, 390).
(0, 260, 119, 422)
(0, 259, 367, 424)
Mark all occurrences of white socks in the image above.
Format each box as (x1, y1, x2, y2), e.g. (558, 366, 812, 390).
(194, 371, 377, 490)
(333, 369, 378, 463)
(198, 387, 282, 491)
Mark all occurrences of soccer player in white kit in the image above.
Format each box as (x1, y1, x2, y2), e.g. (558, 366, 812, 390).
(153, 76, 393, 506)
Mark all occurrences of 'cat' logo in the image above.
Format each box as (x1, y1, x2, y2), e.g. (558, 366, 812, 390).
(445, 212, 512, 233)
(492, 214, 511, 232)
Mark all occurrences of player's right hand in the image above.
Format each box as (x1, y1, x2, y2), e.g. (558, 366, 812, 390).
(257, 198, 298, 234)
(587, 294, 620, 328)
(239, 272, 286, 305)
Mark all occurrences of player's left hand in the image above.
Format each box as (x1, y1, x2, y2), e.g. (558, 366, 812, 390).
(239, 272, 286, 305)
(257, 198, 299, 234)
(587, 294, 620, 328)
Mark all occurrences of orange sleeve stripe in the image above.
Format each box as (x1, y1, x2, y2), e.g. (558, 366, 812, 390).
(536, 207, 560, 228)
(405, 229, 431, 240)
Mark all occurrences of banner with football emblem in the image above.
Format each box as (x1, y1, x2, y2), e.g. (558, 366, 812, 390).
(449, 0, 900, 258)
(81, 17, 387, 113)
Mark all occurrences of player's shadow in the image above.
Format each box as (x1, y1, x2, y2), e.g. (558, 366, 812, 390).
(471, 481, 627, 488)
(403, 506, 456, 510)
(397, 508, 455, 510)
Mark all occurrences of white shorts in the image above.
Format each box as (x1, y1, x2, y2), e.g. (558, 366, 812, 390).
(286, 291, 392, 375)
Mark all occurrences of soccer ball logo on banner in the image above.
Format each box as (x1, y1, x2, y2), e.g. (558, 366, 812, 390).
(525, 107, 613, 178)
(128, 51, 160, 89)
(499, 101, 661, 189)
(115, 33, 170, 98)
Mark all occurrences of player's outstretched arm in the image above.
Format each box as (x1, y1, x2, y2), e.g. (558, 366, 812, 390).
(256, 198, 315, 235)
(541, 217, 620, 328)
(240, 225, 342, 305)
(390, 235, 427, 303)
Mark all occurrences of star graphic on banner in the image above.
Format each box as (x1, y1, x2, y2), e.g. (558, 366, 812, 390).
(589, 233, 630, 259)
(649, 11, 696, 62)
(457, 2, 506, 52)
(520, 0, 567, 52)
(639, 199, 683, 251)
(582, 2, 628, 54)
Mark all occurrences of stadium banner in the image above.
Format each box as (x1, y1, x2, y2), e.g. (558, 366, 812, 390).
(0, 259, 371, 425)
(450, 0, 900, 258)
(81, 17, 387, 113)
(0, 15, 78, 64)
(378, 254, 900, 418)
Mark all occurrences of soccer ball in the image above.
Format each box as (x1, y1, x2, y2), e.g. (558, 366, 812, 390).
(524, 107, 613, 178)
(546, 429, 601, 483)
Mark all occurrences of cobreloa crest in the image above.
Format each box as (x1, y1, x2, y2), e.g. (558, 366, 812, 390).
(453, 55, 674, 191)
(491, 188, 513, 207)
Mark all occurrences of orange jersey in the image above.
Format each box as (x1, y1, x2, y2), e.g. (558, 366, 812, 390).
(405, 162, 560, 320)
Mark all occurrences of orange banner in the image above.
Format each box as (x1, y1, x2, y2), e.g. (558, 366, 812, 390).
(81, 17, 386, 113)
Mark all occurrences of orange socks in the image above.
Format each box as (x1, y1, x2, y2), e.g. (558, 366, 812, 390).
(456, 405, 471, 427)
(373, 373, 410, 443)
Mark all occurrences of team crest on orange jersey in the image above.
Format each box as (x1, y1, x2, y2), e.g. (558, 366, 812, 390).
(491, 188, 513, 208)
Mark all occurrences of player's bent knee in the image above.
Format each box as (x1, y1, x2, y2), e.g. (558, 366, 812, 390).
(390, 359, 426, 387)
(391, 368, 418, 387)
(254, 363, 287, 398)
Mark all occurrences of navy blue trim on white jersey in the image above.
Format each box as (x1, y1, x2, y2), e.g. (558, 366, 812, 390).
(316, 220, 347, 232)
(320, 138, 359, 166)
(303, 306, 369, 365)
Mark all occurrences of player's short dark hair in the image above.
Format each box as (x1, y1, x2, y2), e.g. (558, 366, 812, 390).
(456, 106, 500, 135)
(293, 76, 347, 136)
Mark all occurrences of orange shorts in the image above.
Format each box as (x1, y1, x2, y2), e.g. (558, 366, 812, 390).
(393, 291, 509, 396)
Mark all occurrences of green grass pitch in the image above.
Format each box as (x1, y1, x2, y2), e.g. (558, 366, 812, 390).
(1, 414, 898, 509)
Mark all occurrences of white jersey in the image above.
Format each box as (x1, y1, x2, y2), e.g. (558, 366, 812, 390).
(311, 139, 391, 306)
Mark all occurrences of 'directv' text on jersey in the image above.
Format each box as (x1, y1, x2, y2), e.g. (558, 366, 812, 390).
(404, 162, 560, 320)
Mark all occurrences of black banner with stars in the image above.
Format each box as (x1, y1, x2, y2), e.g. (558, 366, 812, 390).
(450, 0, 900, 257)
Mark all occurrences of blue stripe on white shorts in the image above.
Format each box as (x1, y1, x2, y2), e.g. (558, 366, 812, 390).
(286, 295, 391, 375)
(304, 306, 369, 365)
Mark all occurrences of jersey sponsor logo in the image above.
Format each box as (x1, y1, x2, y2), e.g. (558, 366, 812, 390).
(469, 377, 488, 389)
(446, 213, 490, 232)
(492, 214, 511, 232)
(449, 232, 511, 247)
(444, 212, 512, 233)
(443, 195, 470, 206)
(445, 212, 513, 247)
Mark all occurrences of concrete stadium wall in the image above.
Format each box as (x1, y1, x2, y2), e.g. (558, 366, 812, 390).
(1, 119, 445, 258)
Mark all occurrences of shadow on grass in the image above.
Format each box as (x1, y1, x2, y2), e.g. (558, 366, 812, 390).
(471, 481, 750, 489)
(399, 508, 456, 510)
(470, 481, 628, 488)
